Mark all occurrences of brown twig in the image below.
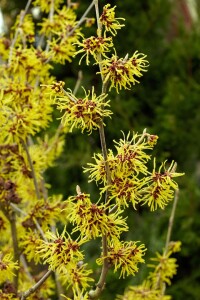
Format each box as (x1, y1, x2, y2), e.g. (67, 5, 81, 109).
(88, 1, 111, 298)
(161, 190, 179, 295)
(67, 0, 96, 37)
(20, 269, 52, 300)
(9, 211, 20, 290)
(8, 0, 33, 65)
(164, 189, 179, 255)
(21, 139, 41, 199)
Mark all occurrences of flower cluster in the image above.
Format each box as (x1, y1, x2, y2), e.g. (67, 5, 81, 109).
(86, 132, 154, 208)
(37, 229, 84, 272)
(116, 281, 171, 300)
(68, 192, 128, 239)
(59, 263, 94, 295)
(76, 35, 113, 65)
(86, 131, 183, 211)
(0, 1, 184, 299)
(99, 4, 125, 36)
(39, 5, 81, 64)
(141, 160, 184, 211)
(33, 0, 64, 13)
(56, 87, 112, 134)
(0, 253, 19, 285)
(100, 51, 149, 92)
(12, 14, 35, 44)
(97, 240, 146, 278)
(117, 241, 181, 300)
(148, 241, 182, 289)
(75, 4, 148, 92)
(20, 197, 69, 231)
(37, 228, 94, 295)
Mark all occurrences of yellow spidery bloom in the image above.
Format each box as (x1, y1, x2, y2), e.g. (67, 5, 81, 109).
(0, 253, 19, 284)
(0, 37, 10, 60)
(106, 176, 147, 208)
(97, 239, 146, 278)
(116, 280, 171, 300)
(12, 14, 35, 44)
(0, 290, 19, 300)
(84, 150, 116, 184)
(39, 6, 81, 64)
(148, 252, 179, 289)
(114, 132, 156, 176)
(68, 192, 128, 239)
(85, 132, 156, 184)
(167, 241, 181, 254)
(59, 263, 94, 295)
(33, 0, 64, 13)
(141, 160, 184, 211)
(20, 197, 69, 231)
(56, 87, 112, 134)
(75, 35, 113, 65)
(37, 228, 85, 273)
(100, 51, 149, 93)
(62, 292, 89, 300)
(100, 4, 125, 36)
(19, 229, 42, 264)
(49, 37, 77, 64)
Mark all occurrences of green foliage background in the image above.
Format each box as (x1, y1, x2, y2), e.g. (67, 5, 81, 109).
(1, 0, 200, 299)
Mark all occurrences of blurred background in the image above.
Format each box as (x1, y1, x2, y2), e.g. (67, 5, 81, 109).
(1, 0, 200, 299)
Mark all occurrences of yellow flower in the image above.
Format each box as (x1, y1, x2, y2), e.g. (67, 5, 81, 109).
(0, 37, 10, 60)
(107, 176, 147, 208)
(84, 150, 116, 184)
(49, 37, 77, 64)
(0, 290, 19, 300)
(85, 131, 155, 187)
(33, 0, 64, 13)
(19, 229, 42, 264)
(116, 281, 162, 300)
(56, 87, 112, 134)
(167, 241, 181, 254)
(113, 132, 154, 176)
(148, 252, 179, 288)
(12, 14, 35, 43)
(100, 4, 125, 36)
(100, 51, 149, 93)
(20, 197, 69, 231)
(59, 263, 94, 295)
(0, 253, 19, 284)
(141, 160, 184, 211)
(68, 192, 128, 239)
(75, 35, 113, 65)
(97, 239, 146, 278)
(37, 228, 85, 272)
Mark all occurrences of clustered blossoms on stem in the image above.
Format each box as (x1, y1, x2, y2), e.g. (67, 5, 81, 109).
(117, 241, 182, 300)
(37, 228, 94, 295)
(148, 241, 182, 289)
(68, 192, 128, 239)
(0, 1, 184, 299)
(37, 229, 84, 272)
(56, 86, 112, 134)
(141, 160, 184, 211)
(116, 281, 171, 300)
(97, 240, 146, 278)
(75, 4, 148, 92)
(99, 4, 125, 36)
(33, 0, 64, 13)
(86, 131, 183, 211)
(100, 51, 149, 92)
(76, 35, 113, 65)
(0, 253, 19, 284)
